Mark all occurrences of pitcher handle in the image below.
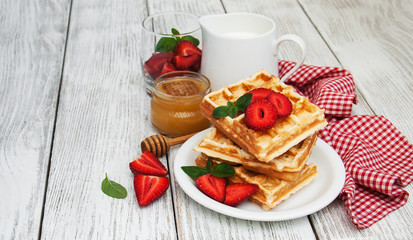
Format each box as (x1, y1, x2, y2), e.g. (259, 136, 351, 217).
(272, 34, 306, 82)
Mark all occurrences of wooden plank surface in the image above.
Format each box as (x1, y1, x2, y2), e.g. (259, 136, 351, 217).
(2, 0, 412, 239)
(39, 0, 177, 239)
(0, 0, 71, 239)
(299, 0, 413, 239)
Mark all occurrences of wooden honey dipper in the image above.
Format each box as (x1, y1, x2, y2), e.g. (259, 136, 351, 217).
(140, 132, 198, 157)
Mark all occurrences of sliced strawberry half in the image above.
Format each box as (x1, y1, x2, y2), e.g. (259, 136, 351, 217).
(247, 88, 275, 102)
(189, 61, 201, 72)
(266, 92, 293, 118)
(224, 183, 259, 207)
(129, 150, 168, 176)
(174, 40, 202, 56)
(195, 173, 226, 203)
(172, 54, 201, 70)
(144, 51, 173, 78)
(160, 61, 177, 75)
(244, 99, 278, 131)
(134, 175, 169, 206)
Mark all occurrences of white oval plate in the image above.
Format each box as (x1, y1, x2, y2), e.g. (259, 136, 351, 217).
(174, 129, 345, 221)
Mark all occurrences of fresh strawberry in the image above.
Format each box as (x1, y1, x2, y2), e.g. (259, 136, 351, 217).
(244, 99, 278, 131)
(195, 173, 226, 203)
(134, 175, 169, 206)
(247, 88, 275, 102)
(144, 51, 173, 78)
(224, 183, 258, 207)
(160, 61, 177, 75)
(266, 92, 293, 118)
(174, 40, 202, 56)
(172, 54, 201, 70)
(129, 151, 168, 176)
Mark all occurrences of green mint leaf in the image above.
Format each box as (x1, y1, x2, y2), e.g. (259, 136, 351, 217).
(235, 93, 253, 111)
(227, 101, 235, 107)
(181, 166, 209, 178)
(181, 35, 200, 46)
(101, 173, 128, 199)
(212, 106, 229, 118)
(171, 28, 180, 35)
(155, 37, 177, 52)
(206, 157, 212, 172)
(227, 106, 238, 118)
(211, 163, 235, 177)
(171, 28, 181, 41)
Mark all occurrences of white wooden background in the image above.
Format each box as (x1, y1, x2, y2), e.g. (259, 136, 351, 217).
(1, 0, 412, 239)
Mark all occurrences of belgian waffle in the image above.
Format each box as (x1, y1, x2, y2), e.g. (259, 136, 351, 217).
(193, 127, 317, 181)
(200, 69, 327, 163)
(195, 154, 318, 210)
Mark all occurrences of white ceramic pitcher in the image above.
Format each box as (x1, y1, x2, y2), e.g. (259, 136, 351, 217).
(199, 13, 306, 90)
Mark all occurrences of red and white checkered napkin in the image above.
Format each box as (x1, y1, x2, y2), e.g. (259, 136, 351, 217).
(279, 60, 413, 228)
(279, 60, 357, 119)
(318, 116, 413, 228)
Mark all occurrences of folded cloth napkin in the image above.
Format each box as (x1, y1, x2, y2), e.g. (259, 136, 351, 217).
(279, 60, 357, 120)
(279, 60, 413, 228)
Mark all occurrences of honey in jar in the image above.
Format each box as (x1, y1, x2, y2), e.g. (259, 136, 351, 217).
(151, 71, 211, 137)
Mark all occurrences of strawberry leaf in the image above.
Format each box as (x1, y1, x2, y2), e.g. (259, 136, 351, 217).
(181, 166, 209, 178)
(211, 163, 235, 177)
(155, 37, 177, 52)
(101, 173, 128, 199)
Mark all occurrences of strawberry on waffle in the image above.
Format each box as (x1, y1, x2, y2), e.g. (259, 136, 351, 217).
(191, 69, 327, 210)
(200, 69, 327, 163)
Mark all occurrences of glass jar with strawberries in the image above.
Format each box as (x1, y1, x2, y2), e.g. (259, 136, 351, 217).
(140, 12, 202, 95)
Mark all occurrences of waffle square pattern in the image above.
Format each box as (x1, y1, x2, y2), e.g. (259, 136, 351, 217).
(200, 69, 328, 162)
(194, 127, 317, 182)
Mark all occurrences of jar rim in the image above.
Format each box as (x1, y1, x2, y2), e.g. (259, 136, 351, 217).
(152, 71, 211, 99)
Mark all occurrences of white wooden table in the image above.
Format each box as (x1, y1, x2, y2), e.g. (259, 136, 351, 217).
(1, 0, 412, 239)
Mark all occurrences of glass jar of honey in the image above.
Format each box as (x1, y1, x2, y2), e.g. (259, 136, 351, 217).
(151, 71, 211, 137)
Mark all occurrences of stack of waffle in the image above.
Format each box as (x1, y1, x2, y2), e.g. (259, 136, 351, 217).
(193, 70, 328, 210)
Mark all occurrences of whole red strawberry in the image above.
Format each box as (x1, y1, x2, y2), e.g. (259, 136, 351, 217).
(195, 173, 226, 203)
(244, 99, 278, 131)
(266, 92, 292, 118)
